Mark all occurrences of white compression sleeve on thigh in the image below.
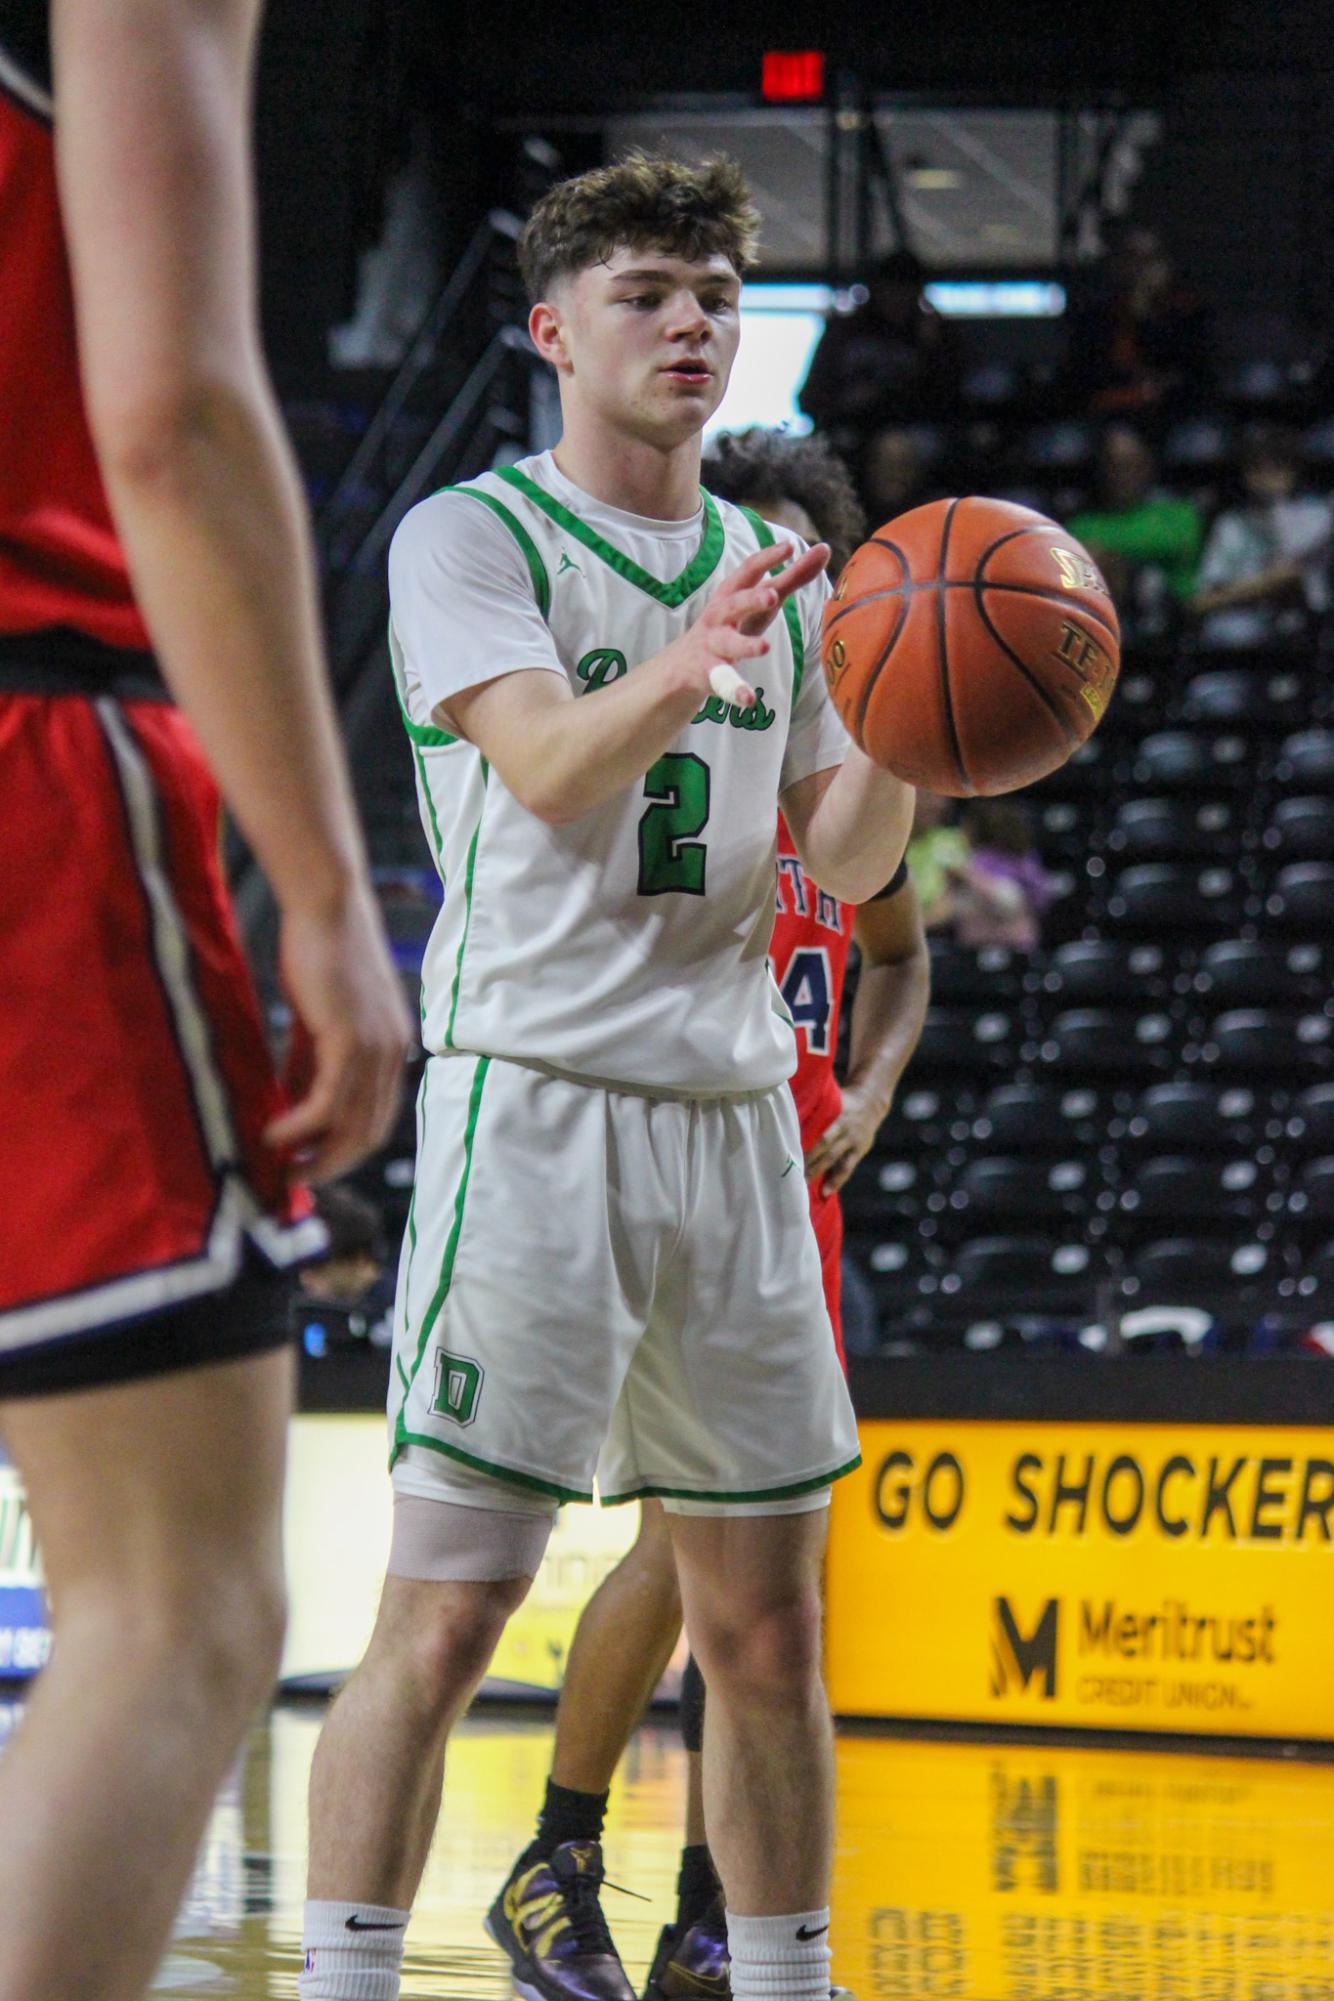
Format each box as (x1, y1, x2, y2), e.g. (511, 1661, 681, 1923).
(298, 1900, 408, 2001)
(387, 1492, 554, 1582)
(726, 1908, 833, 2001)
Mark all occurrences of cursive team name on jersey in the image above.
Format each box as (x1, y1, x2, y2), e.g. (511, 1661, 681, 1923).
(574, 649, 775, 731)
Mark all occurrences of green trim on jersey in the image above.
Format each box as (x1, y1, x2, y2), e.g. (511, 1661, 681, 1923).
(449, 484, 552, 618)
(388, 615, 457, 749)
(598, 1451, 863, 1507)
(392, 1054, 492, 1454)
(398, 1068, 430, 1349)
(395, 1428, 593, 1505)
(494, 465, 725, 608)
(443, 762, 489, 1049)
(738, 504, 806, 707)
(387, 613, 454, 875)
(412, 742, 448, 883)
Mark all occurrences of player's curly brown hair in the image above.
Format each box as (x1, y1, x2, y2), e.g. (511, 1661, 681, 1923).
(518, 154, 760, 305)
(701, 428, 867, 580)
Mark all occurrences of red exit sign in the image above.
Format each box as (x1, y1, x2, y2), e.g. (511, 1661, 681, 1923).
(761, 50, 825, 102)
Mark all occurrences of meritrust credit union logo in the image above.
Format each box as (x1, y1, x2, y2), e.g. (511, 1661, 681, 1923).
(991, 1596, 1060, 1700)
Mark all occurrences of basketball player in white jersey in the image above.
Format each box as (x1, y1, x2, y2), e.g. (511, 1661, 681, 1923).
(299, 156, 914, 2001)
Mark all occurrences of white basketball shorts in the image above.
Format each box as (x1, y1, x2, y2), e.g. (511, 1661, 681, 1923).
(387, 1053, 860, 1508)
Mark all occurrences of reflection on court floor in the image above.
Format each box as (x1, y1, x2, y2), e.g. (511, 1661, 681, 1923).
(133, 1707, 1334, 1996)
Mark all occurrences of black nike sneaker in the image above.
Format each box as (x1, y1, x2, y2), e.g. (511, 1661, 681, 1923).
(486, 1839, 636, 2001)
(640, 1896, 853, 1999)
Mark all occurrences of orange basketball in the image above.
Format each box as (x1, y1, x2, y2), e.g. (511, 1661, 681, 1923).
(820, 496, 1120, 796)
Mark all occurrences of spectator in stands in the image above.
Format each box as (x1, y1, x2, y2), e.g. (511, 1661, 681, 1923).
(1068, 425, 1204, 646)
(859, 424, 935, 529)
(951, 800, 1056, 951)
(798, 248, 963, 451)
(906, 788, 970, 930)
(1189, 425, 1333, 649)
(1068, 222, 1212, 416)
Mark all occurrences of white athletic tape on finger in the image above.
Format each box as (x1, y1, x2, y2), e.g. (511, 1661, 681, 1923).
(709, 663, 749, 705)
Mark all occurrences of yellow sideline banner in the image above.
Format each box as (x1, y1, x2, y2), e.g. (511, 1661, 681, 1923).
(826, 1420, 1334, 1741)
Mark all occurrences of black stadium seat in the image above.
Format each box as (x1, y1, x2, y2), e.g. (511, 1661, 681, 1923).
(1263, 861, 1334, 932)
(1275, 730, 1334, 791)
(910, 1006, 1019, 1076)
(1114, 1154, 1267, 1233)
(1119, 1235, 1279, 1304)
(1162, 413, 1234, 474)
(944, 1154, 1096, 1228)
(928, 944, 1021, 1006)
(936, 1234, 1095, 1310)
(1122, 1080, 1267, 1154)
(1039, 939, 1169, 1007)
(1263, 797, 1334, 860)
(1133, 730, 1249, 791)
(969, 1081, 1107, 1155)
(1194, 937, 1327, 1009)
(1194, 1008, 1334, 1077)
(1179, 667, 1304, 728)
(1106, 796, 1242, 862)
(1036, 1007, 1174, 1079)
(1103, 862, 1242, 934)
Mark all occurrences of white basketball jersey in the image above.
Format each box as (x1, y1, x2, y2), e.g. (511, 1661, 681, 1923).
(386, 451, 849, 1096)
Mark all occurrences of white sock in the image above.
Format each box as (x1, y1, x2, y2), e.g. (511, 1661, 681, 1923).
(298, 1900, 410, 2001)
(726, 1907, 833, 2001)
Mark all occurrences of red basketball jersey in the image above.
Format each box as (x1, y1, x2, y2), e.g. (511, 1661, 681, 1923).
(0, 35, 150, 651)
(770, 813, 855, 1154)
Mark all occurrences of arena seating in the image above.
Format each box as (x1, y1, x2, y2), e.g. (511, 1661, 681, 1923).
(846, 627, 1334, 1353)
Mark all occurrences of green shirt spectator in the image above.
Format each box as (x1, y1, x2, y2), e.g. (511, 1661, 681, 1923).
(1068, 425, 1203, 643)
(1068, 490, 1203, 598)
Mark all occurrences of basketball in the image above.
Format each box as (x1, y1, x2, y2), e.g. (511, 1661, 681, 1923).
(820, 496, 1121, 796)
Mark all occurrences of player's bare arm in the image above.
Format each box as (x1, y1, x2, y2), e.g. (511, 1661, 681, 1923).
(780, 748, 915, 906)
(805, 876, 930, 1195)
(442, 538, 828, 823)
(53, 0, 408, 1177)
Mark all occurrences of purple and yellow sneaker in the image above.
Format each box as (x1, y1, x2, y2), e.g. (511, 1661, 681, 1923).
(641, 1898, 854, 2000)
(486, 1839, 636, 2001)
(641, 1898, 729, 2000)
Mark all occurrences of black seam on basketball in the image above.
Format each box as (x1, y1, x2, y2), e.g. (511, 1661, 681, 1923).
(972, 522, 1049, 568)
(868, 537, 911, 566)
(936, 499, 971, 792)
(855, 594, 910, 745)
(831, 582, 1116, 640)
(824, 588, 909, 632)
(971, 579, 1081, 747)
(978, 580, 1119, 639)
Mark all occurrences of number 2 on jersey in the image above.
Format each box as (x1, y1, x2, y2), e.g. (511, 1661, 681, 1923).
(637, 752, 711, 896)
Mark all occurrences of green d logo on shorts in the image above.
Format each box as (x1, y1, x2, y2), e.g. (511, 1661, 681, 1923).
(432, 1350, 484, 1427)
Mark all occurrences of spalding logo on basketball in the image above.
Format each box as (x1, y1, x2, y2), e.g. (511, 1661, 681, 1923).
(820, 497, 1121, 796)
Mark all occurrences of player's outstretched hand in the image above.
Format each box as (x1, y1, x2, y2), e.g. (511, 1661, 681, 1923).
(266, 888, 411, 1183)
(682, 539, 830, 711)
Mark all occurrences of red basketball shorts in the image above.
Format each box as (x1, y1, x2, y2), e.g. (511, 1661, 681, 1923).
(807, 1176, 845, 1369)
(0, 689, 323, 1380)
